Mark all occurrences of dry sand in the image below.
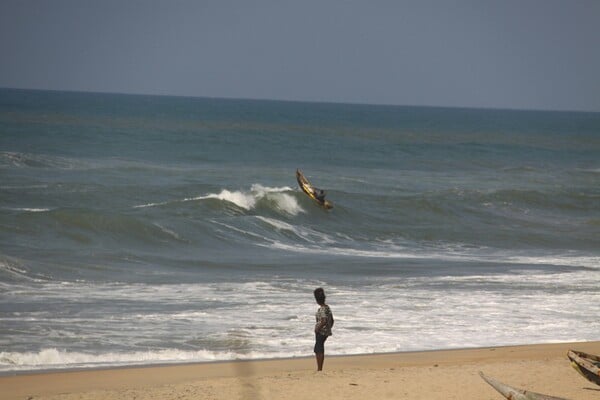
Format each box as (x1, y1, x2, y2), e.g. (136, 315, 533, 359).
(2, 341, 599, 400)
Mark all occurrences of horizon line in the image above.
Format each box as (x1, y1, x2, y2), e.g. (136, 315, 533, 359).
(1, 86, 598, 114)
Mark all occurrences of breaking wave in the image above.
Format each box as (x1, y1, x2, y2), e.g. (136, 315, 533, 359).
(135, 184, 304, 216)
(0, 347, 300, 372)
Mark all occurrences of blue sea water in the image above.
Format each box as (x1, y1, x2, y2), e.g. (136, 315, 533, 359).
(0, 88, 599, 372)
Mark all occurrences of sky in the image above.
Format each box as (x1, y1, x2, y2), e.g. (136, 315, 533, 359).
(1, 1, 599, 112)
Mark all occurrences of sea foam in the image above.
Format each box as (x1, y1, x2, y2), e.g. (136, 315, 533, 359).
(135, 184, 303, 215)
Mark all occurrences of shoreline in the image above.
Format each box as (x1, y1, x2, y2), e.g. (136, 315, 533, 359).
(1, 340, 596, 377)
(0, 340, 592, 377)
(2, 341, 599, 399)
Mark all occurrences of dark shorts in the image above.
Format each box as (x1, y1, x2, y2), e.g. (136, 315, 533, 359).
(314, 333, 328, 354)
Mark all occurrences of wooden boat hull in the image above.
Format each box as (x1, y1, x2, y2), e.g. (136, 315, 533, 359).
(296, 169, 332, 209)
(567, 350, 600, 387)
(479, 372, 570, 400)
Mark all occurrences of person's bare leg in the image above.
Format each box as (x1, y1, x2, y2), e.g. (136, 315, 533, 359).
(316, 352, 324, 371)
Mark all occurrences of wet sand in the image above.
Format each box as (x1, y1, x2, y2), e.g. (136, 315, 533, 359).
(2, 341, 599, 400)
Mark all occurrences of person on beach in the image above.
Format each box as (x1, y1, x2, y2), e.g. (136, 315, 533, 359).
(313, 287, 334, 371)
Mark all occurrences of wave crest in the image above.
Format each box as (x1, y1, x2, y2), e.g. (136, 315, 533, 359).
(136, 184, 304, 216)
(0, 151, 77, 169)
(0, 347, 307, 372)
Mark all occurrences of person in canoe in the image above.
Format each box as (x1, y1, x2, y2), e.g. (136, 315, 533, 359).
(296, 169, 333, 209)
(314, 188, 326, 203)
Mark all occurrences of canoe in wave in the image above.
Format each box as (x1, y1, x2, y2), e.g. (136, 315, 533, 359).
(296, 169, 333, 209)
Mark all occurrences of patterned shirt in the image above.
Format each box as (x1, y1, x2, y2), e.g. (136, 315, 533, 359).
(315, 305, 333, 336)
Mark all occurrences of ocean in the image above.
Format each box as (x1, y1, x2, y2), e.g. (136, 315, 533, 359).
(0, 88, 598, 373)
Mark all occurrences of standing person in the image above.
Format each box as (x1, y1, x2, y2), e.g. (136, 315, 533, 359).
(313, 287, 334, 371)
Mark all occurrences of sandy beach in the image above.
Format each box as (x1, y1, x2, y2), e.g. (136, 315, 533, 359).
(2, 341, 599, 400)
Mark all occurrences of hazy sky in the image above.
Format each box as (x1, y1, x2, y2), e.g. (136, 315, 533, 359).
(1, 1, 599, 111)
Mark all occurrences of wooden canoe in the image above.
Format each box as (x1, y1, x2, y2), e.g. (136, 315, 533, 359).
(296, 169, 333, 209)
(479, 372, 571, 400)
(567, 349, 600, 387)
